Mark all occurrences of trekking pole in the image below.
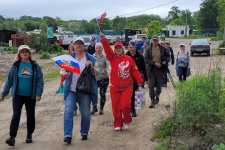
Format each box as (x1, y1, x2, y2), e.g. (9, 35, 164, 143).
(167, 68, 176, 89)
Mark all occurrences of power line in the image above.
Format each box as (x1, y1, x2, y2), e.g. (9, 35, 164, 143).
(108, 0, 179, 19)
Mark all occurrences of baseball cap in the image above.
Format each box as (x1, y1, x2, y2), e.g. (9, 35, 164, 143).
(114, 42, 123, 48)
(128, 40, 136, 46)
(145, 39, 150, 44)
(91, 37, 96, 41)
(180, 44, 185, 47)
(73, 37, 84, 43)
(151, 35, 159, 40)
(18, 45, 30, 52)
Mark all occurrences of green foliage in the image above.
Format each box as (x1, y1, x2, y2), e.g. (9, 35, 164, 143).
(2, 47, 18, 53)
(151, 117, 175, 141)
(44, 71, 60, 82)
(212, 143, 225, 150)
(112, 16, 126, 34)
(147, 20, 162, 38)
(40, 43, 63, 54)
(40, 53, 50, 59)
(169, 18, 184, 26)
(24, 33, 48, 52)
(215, 0, 225, 29)
(176, 68, 225, 133)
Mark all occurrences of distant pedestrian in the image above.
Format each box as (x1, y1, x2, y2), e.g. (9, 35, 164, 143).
(144, 35, 170, 108)
(139, 39, 151, 55)
(88, 37, 96, 55)
(136, 37, 146, 51)
(126, 40, 148, 117)
(100, 32, 143, 131)
(176, 44, 191, 81)
(92, 43, 110, 115)
(164, 41, 174, 83)
(0, 45, 44, 146)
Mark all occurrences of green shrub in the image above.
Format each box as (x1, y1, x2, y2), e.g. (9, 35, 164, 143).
(44, 71, 60, 82)
(176, 68, 225, 133)
(40, 53, 50, 59)
(212, 143, 225, 150)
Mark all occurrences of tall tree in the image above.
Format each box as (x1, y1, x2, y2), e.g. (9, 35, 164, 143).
(112, 16, 126, 35)
(166, 6, 181, 23)
(147, 20, 162, 38)
(169, 18, 184, 25)
(198, 0, 219, 31)
(215, 0, 225, 41)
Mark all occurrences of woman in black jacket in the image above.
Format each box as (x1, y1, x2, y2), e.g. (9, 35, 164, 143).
(126, 41, 148, 117)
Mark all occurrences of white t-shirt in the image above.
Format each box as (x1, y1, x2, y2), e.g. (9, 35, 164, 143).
(70, 57, 87, 92)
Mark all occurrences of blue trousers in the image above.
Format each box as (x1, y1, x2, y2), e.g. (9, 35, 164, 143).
(64, 90, 91, 138)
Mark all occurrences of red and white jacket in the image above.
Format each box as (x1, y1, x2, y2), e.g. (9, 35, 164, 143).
(101, 38, 143, 89)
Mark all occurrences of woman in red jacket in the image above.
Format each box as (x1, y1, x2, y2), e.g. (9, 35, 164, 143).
(100, 33, 143, 131)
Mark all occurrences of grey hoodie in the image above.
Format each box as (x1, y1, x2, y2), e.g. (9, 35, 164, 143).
(93, 53, 110, 81)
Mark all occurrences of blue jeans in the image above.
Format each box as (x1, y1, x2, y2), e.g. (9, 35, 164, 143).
(64, 90, 91, 138)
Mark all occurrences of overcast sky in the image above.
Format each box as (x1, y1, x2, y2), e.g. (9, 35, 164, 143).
(0, 0, 202, 21)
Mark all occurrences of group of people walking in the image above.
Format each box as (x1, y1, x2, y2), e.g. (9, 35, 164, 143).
(0, 33, 191, 146)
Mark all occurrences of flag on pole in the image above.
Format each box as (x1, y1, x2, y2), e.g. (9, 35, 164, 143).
(52, 55, 80, 74)
(96, 12, 107, 24)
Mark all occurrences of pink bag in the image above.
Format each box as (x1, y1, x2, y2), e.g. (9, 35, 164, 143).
(134, 90, 145, 109)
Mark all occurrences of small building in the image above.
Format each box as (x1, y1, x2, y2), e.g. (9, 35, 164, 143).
(164, 25, 190, 37)
(0, 29, 17, 44)
(11, 34, 28, 46)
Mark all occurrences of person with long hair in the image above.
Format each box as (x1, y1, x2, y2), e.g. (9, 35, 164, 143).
(0, 45, 44, 146)
(100, 33, 143, 131)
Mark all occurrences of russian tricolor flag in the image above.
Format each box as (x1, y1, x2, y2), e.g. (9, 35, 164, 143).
(52, 55, 80, 74)
(96, 12, 107, 24)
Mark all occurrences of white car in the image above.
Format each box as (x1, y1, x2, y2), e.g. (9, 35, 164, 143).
(132, 34, 147, 44)
(80, 36, 91, 51)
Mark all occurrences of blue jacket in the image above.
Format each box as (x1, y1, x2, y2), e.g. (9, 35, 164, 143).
(63, 52, 98, 103)
(136, 42, 144, 51)
(1, 60, 44, 99)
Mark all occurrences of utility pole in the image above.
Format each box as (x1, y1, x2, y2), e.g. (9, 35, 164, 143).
(185, 10, 188, 37)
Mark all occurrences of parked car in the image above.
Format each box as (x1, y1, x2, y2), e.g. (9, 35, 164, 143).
(189, 39, 211, 56)
(158, 34, 165, 41)
(106, 35, 116, 45)
(80, 36, 91, 51)
(132, 34, 147, 44)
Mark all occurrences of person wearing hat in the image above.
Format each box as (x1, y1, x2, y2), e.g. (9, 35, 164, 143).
(176, 44, 191, 81)
(87, 37, 96, 55)
(144, 35, 170, 108)
(100, 32, 144, 131)
(164, 41, 174, 83)
(0, 45, 44, 146)
(139, 39, 151, 55)
(126, 40, 148, 117)
(136, 37, 147, 51)
(61, 37, 98, 143)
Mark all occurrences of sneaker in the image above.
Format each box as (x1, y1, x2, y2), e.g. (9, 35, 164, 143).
(115, 127, 122, 131)
(5, 137, 15, 146)
(26, 134, 33, 143)
(81, 135, 87, 140)
(91, 106, 98, 114)
(123, 123, 130, 130)
(99, 108, 104, 115)
(64, 137, 72, 144)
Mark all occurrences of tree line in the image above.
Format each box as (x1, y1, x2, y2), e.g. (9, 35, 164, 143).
(0, 0, 224, 37)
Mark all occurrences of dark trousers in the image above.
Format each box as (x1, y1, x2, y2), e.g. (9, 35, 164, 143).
(131, 80, 139, 111)
(10, 95, 36, 137)
(97, 78, 109, 109)
(148, 67, 163, 97)
(178, 66, 187, 81)
(162, 73, 167, 84)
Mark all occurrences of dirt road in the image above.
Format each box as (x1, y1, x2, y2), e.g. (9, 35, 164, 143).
(0, 38, 224, 150)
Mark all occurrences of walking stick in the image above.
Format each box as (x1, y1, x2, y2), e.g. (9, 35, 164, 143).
(167, 68, 176, 89)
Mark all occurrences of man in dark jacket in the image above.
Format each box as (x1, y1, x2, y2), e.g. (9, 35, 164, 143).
(144, 35, 170, 108)
(87, 37, 96, 55)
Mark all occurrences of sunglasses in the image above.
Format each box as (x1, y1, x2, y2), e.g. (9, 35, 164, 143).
(74, 43, 84, 46)
(20, 50, 30, 53)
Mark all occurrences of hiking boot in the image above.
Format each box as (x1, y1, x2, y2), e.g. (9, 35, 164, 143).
(99, 108, 104, 115)
(131, 109, 137, 117)
(26, 134, 33, 143)
(91, 106, 98, 114)
(155, 95, 159, 104)
(149, 97, 155, 108)
(64, 137, 72, 144)
(115, 127, 122, 131)
(123, 123, 130, 130)
(81, 135, 88, 140)
(5, 137, 15, 146)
